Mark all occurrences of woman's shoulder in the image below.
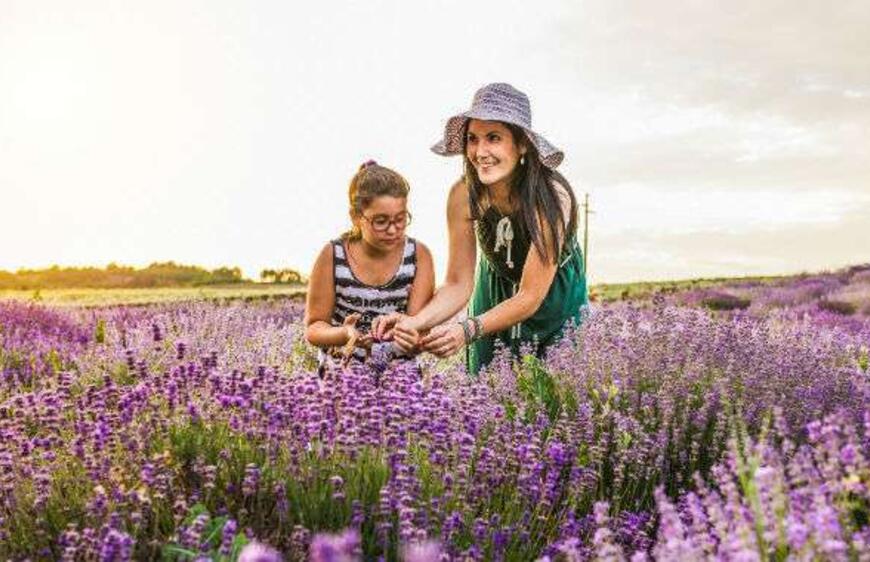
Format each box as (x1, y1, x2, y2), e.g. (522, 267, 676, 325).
(548, 174, 574, 201)
(446, 178, 473, 221)
(547, 176, 575, 224)
(447, 177, 469, 199)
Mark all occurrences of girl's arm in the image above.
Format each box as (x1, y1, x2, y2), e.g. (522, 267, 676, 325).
(304, 243, 354, 347)
(406, 241, 436, 316)
(405, 180, 477, 332)
(391, 241, 436, 354)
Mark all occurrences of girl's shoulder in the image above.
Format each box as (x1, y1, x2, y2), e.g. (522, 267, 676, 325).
(399, 237, 420, 261)
(313, 240, 337, 264)
(406, 237, 432, 259)
(314, 238, 354, 270)
(313, 239, 344, 266)
(308, 241, 337, 286)
(328, 238, 346, 259)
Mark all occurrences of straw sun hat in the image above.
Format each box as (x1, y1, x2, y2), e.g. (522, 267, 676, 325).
(431, 82, 564, 169)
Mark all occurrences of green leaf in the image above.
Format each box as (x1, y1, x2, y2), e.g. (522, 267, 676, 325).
(161, 544, 198, 560)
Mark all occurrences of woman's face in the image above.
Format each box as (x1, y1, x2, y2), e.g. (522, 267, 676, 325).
(465, 119, 526, 189)
(352, 196, 409, 251)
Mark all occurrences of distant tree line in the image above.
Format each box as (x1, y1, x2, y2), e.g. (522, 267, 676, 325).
(0, 262, 308, 290)
(0, 262, 248, 289)
(258, 268, 305, 284)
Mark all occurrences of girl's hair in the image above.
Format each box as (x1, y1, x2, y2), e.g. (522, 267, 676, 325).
(463, 122, 578, 263)
(344, 161, 410, 240)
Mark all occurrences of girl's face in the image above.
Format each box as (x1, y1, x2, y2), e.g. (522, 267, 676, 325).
(465, 119, 526, 189)
(352, 196, 409, 251)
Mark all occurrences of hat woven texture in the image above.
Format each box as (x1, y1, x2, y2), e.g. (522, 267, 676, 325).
(431, 83, 564, 169)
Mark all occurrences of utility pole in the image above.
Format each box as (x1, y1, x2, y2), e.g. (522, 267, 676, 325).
(581, 193, 593, 274)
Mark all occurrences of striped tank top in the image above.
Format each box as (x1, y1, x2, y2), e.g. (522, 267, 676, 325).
(326, 236, 417, 363)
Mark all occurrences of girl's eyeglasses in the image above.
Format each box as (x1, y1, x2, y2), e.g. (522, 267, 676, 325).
(362, 211, 412, 232)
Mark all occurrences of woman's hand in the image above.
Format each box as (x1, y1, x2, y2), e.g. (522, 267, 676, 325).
(420, 323, 466, 357)
(391, 318, 421, 354)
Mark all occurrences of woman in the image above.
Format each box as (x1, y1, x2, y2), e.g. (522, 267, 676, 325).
(373, 83, 588, 376)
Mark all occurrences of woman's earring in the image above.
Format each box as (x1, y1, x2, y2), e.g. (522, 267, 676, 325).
(520, 154, 526, 166)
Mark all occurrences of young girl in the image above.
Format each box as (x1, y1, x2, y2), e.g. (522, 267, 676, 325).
(304, 161, 435, 374)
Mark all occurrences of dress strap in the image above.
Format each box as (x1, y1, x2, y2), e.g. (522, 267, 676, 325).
(331, 238, 346, 280)
(404, 237, 417, 261)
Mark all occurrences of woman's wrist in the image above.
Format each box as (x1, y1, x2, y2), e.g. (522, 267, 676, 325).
(402, 314, 425, 333)
(470, 316, 484, 339)
(459, 319, 472, 344)
(458, 316, 484, 345)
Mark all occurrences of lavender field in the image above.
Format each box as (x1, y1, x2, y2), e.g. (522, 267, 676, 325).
(1, 265, 869, 561)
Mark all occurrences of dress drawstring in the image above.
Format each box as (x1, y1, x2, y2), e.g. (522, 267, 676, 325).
(510, 282, 522, 340)
(494, 217, 520, 340)
(494, 216, 514, 269)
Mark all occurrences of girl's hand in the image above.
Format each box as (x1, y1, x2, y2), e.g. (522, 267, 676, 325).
(392, 321, 421, 354)
(341, 314, 361, 358)
(420, 323, 466, 357)
(371, 312, 409, 341)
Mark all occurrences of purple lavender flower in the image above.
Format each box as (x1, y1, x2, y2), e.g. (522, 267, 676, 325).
(402, 540, 443, 562)
(309, 529, 360, 562)
(242, 463, 260, 497)
(238, 541, 282, 562)
(220, 520, 238, 556)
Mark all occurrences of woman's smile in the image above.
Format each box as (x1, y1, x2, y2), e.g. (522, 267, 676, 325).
(465, 119, 523, 188)
(476, 157, 498, 169)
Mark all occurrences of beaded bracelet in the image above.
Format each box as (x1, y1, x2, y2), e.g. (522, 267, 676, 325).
(459, 317, 482, 345)
(469, 316, 484, 341)
(459, 319, 473, 345)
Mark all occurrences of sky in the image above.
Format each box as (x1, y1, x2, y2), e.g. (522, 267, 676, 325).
(1, 0, 868, 284)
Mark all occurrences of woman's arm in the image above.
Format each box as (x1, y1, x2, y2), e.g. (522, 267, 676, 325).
(371, 180, 477, 344)
(304, 243, 354, 347)
(422, 210, 563, 357)
(405, 180, 477, 332)
(475, 182, 572, 334)
(472, 228, 558, 334)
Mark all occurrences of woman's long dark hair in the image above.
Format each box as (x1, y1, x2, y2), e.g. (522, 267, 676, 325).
(463, 122, 578, 264)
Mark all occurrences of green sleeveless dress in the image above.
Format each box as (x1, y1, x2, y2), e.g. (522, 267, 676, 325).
(466, 206, 588, 376)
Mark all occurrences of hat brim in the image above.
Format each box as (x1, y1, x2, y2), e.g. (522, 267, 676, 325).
(431, 110, 564, 169)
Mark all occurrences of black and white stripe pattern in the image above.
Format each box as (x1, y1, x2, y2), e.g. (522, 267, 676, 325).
(327, 237, 417, 362)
